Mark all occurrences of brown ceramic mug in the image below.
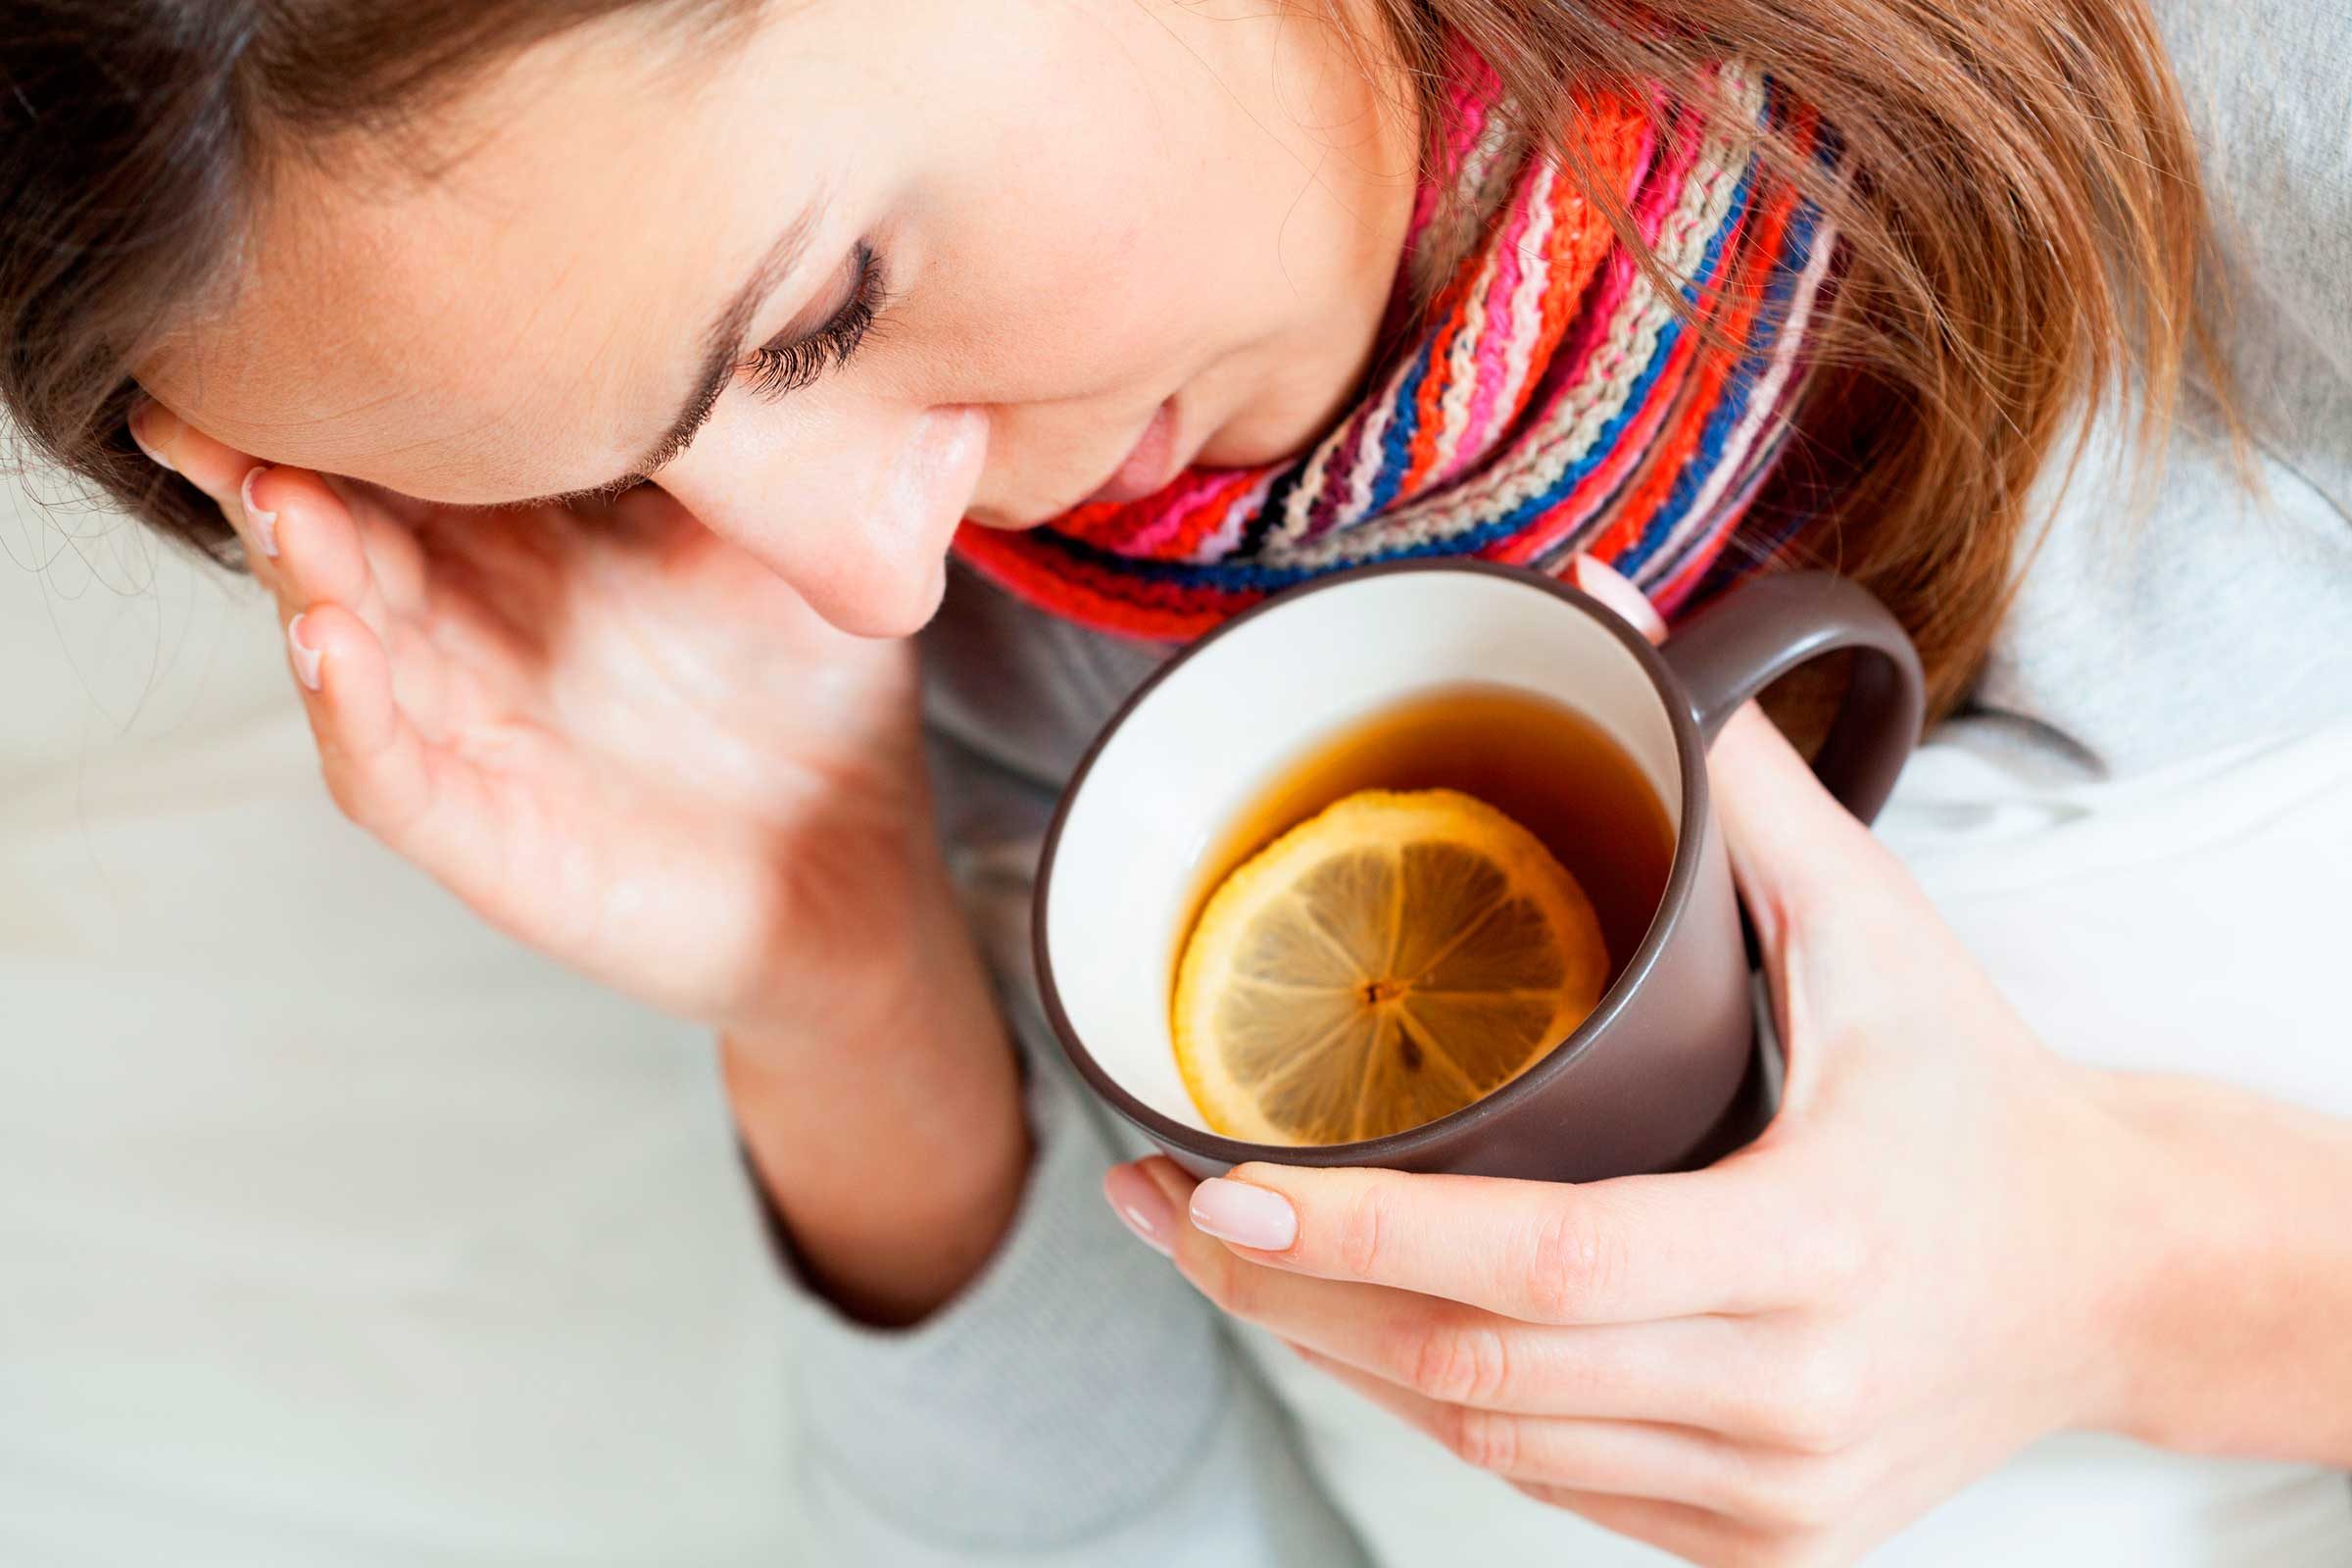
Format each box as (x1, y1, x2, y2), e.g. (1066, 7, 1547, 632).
(1034, 562, 1925, 1183)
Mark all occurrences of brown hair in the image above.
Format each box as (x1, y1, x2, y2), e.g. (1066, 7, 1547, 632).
(0, 0, 741, 553)
(1363, 0, 2231, 714)
(4, 0, 2228, 713)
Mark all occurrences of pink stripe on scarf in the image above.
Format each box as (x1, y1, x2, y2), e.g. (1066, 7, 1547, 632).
(1451, 173, 1544, 463)
(1114, 468, 1243, 557)
(1485, 332, 1692, 564)
(1510, 112, 1687, 441)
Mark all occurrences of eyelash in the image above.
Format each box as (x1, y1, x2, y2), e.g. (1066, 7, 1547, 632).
(740, 243, 888, 401)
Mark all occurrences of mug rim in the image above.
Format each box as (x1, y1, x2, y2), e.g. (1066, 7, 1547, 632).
(1031, 558, 1713, 1168)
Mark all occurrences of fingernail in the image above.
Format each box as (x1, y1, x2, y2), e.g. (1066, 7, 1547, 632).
(1190, 1178, 1298, 1251)
(240, 466, 280, 558)
(1572, 553, 1666, 641)
(1103, 1164, 1174, 1256)
(286, 612, 323, 692)
(127, 400, 178, 472)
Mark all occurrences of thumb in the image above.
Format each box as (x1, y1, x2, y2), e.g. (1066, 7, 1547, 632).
(1707, 701, 1907, 958)
(1568, 554, 1897, 953)
(1707, 701, 1960, 1118)
(1574, 558, 1923, 1110)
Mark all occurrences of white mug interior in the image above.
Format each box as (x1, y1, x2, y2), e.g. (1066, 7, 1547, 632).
(1041, 568, 1686, 1134)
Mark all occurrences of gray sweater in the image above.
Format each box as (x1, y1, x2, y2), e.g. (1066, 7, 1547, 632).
(782, 3, 2352, 1560)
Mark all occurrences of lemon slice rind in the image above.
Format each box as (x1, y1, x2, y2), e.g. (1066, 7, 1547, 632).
(1172, 788, 1609, 1146)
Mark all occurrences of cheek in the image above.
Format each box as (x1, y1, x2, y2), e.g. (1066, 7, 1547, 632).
(899, 81, 1283, 408)
(908, 210, 1214, 409)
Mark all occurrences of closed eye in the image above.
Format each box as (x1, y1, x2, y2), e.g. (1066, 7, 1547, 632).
(740, 242, 888, 400)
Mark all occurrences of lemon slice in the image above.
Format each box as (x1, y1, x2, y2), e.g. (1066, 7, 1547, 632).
(1172, 788, 1609, 1145)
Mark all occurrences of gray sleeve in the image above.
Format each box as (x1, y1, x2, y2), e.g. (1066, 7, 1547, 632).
(777, 730, 1365, 1565)
(786, 1054, 1363, 1564)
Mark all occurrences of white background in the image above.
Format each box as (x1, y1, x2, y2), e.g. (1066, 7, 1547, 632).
(0, 477, 809, 1564)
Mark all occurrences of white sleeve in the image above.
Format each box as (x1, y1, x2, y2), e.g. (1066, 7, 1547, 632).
(1879, 718, 2352, 1114)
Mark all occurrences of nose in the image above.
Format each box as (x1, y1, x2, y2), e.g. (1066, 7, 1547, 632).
(655, 398, 991, 637)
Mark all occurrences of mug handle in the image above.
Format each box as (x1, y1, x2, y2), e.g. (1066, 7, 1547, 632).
(1655, 572, 1927, 825)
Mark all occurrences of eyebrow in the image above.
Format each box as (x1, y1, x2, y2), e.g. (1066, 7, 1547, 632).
(548, 194, 830, 505)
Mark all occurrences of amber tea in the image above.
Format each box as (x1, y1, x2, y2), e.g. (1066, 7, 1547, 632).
(1168, 683, 1678, 1145)
(1188, 683, 1676, 984)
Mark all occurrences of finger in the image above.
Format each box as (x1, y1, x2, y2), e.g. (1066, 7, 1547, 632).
(1570, 554, 1668, 645)
(1264, 1277, 1781, 1434)
(1707, 704, 1937, 1117)
(1290, 1345, 1786, 1517)
(284, 603, 490, 877)
(128, 401, 276, 569)
(1133, 1162, 1801, 1440)
(1570, 548, 1906, 961)
(127, 403, 432, 623)
(246, 466, 396, 638)
(1512, 1484, 1754, 1565)
(1103, 1160, 1179, 1256)
(245, 466, 466, 738)
(284, 603, 425, 810)
(1184, 1161, 1827, 1323)
(320, 475, 430, 616)
(1708, 703, 1909, 956)
(129, 399, 246, 508)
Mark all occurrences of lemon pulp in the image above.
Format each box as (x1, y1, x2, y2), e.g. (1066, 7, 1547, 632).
(1172, 788, 1609, 1145)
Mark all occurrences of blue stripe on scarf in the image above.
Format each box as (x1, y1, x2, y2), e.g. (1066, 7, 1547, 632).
(1616, 196, 1822, 580)
(1034, 156, 1762, 596)
(1363, 333, 1439, 517)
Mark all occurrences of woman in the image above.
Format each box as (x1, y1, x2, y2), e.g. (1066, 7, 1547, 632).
(5, 1, 2348, 1563)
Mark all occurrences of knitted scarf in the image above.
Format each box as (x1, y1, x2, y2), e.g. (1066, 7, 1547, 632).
(953, 61, 1838, 640)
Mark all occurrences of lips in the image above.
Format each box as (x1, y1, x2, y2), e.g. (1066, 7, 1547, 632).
(1083, 397, 1182, 506)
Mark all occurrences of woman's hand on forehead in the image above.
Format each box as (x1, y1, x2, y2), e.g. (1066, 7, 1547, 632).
(124, 402, 954, 1045)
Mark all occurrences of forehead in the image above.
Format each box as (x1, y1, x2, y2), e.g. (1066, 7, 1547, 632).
(141, 8, 857, 502)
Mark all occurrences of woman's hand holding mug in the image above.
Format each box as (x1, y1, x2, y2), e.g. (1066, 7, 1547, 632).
(1099, 564, 2320, 1565)
(1109, 696, 2175, 1565)
(129, 405, 1028, 1322)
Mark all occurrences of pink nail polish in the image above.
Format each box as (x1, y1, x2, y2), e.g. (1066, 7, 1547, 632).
(1190, 1179, 1298, 1251)
(286, 613, 323, 692)
(127, 401, 177, 473)
(1103, 1164, 1175, 1256)
(240, 466, 280, 558)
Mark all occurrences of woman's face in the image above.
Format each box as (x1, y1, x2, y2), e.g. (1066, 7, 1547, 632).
(140, 0, 1417, 635)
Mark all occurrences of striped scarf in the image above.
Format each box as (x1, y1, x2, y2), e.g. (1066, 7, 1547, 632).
(954, 60, 1838, 639)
